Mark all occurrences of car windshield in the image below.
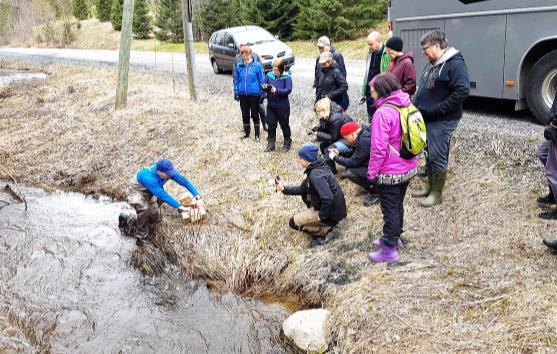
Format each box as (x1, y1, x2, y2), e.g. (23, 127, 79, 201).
(233, 29, 275, 46)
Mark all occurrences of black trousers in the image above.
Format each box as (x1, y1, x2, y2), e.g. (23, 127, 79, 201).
(266, 106, 291, 142)
(345, 166, 376, 193)
(378, 182, 409, 247)
(239, 95, 261, 132)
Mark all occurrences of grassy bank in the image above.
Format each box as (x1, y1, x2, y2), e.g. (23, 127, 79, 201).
(1, 61, 556, 352)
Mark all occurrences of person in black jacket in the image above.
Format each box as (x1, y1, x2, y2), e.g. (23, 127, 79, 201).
(328, 121, 379, 206)
(276, 144, 347, 245)
(412, 30, 470, 207)
(314, 36, 347, 90)
(312, 97, 354, 173)
(315, 51, 349, 110)
(541, 92, 557, 250)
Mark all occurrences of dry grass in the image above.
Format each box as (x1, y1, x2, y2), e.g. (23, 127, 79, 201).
(1, 61, 557, 352)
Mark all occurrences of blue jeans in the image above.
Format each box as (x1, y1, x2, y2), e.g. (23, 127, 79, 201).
(425, 119, 460, 172)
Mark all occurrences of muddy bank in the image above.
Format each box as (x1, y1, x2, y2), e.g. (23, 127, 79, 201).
(0, 185, 288, 352)
(2, 61, 557, 352)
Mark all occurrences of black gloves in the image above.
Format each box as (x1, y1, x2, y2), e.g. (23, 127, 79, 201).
(234, 94, 240, 101)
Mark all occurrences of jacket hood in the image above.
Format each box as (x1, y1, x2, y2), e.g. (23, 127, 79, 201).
(434, 47, 461, 66)
(267, 71, 292, 80)
(305, 159, 327, 173)
(373, 89, 412, 108)
(325, 101, 343, 120)
(397, 51, 415, 63)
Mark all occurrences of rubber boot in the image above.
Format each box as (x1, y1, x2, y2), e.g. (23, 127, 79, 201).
(372, 238, 403, 249)
(264, 139, 275, 152)
(118, 211, 137, 237)
(241, 124, 250, 139)
(368, 240, 400, 263)
(420, 170, 447, 207)
(282, 138, 292, 152)
(412, 165, 431, 198)
(538, 186, 555, 206)
(254, 124, 260, 142)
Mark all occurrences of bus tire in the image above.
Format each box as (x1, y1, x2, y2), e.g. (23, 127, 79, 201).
(527, 49, 557, 125)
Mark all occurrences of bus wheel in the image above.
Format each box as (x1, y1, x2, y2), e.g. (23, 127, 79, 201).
(527, 49, 557, 125)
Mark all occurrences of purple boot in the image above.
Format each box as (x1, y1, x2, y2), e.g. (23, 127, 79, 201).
(368, 241, 400, 263)
(372, 238, 403, 249)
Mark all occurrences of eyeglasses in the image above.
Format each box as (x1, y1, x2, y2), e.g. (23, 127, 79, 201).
(421, 43, 436, 53)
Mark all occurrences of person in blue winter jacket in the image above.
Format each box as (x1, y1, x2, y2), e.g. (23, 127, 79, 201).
(234, 46, 265, 142)
(118, 159, 204, 245)
(262, 58, 293, 152)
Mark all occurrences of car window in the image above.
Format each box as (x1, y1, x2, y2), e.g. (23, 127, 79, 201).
(224, 33, 235, 47)
(214, 31, 224, 46)
(233, 29, 275, 46)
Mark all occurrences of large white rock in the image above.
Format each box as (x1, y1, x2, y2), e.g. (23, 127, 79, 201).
(282, 309, 330, 352)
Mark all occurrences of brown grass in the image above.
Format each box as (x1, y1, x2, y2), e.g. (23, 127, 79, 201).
(1, 61, 557, 352)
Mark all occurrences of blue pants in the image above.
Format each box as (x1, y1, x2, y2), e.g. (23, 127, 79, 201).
(321, 140, 353, 159)
(425, 119, 460, 172)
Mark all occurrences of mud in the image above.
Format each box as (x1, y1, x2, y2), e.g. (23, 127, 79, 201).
(0, 185, 288, 353)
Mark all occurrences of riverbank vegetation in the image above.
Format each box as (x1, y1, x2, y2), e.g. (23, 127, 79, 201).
(1, 61, 556, 351)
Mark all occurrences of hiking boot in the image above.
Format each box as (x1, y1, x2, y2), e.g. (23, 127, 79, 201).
(539, 208, 557, 220)
(543, 237, 557, 250)
(538, 188, 555, 206)
(136, 238, 144, 247)
(241, 124, 250, 139)
(372, 238, 403, 249)
(254, 124, 261, 142)
(282, 138, 292, 152)
(368, 240, 400, 263)
(420, 170, 446, 207)
(118, 211, 137, 237)
(412, 166, 432, 198)
(363, 194, 379, 206)
(264, 140, 275, 152)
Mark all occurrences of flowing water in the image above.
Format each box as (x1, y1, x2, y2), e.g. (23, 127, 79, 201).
(0, 71, 47, 88)
(0, 186, 288, 353)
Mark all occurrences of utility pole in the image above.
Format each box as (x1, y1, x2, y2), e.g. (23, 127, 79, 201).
(181, 0, 198, 101)
(115, 0, 135, 109)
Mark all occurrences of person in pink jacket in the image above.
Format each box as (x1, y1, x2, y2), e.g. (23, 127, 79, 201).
(367, 73, 418, 263)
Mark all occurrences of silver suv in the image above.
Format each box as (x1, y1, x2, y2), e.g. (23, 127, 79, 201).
(208, 25, 295, 74)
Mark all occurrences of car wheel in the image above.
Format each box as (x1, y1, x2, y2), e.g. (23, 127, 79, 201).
(527, 49, 557, 125)
(211, 59, 222, 74)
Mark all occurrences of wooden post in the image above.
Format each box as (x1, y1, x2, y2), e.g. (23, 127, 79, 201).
(115, 0, 135, 109)
(181, 0, 198, 101)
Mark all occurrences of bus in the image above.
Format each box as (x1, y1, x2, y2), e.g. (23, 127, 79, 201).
(388, 0, 557, 123)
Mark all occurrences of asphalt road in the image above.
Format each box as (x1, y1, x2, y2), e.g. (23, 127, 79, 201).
(0, 47, 542, 138)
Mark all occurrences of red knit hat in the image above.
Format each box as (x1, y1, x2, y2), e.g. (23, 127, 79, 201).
(340, 121, 360, 136)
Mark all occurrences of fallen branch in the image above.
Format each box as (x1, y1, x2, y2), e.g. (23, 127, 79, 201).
(1, 169, 27, 211)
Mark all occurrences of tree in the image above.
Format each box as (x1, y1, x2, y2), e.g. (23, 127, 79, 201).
(240, 0, 299, 40)
(154, 0, 183, 42)
(97, 0, 112, 22)
(72, 0, 89, 20)
(110, 0, 123, 30)
(197, 0, 241, 40)
(133, 0, 151, 39)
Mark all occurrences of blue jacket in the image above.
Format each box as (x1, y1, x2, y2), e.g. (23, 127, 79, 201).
(234, 60, 264, 96)
(136, 165, 199, 208)
(263, 72, 292, 109)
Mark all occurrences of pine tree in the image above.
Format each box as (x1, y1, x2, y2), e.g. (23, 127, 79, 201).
(110, 0, 123, 30)
(72, 0, 89, 20)
(97, 0, 112, 22)
(240, 0, 299, 40)
(197, 0, 241, 39)
(133, 0, 152, 39)
(154, 0, 183, 43)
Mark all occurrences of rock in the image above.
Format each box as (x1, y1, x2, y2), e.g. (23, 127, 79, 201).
(282, 309, 330, 353)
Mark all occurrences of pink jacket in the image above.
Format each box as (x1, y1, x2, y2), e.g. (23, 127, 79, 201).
(367, 90, 418, 180)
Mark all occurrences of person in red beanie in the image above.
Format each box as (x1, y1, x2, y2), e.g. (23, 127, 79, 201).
(329, 121, 379, 206)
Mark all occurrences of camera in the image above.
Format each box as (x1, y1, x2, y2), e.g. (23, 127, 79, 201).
(262, 84, 273, 94)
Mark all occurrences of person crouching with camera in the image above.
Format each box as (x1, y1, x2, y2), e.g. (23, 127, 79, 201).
(275, 143, 347, 246)
(262, 59, 293, 152)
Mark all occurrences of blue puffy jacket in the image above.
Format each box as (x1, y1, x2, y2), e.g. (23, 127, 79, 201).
(234, 60, 264, 96)
(136, 165, 199, 208)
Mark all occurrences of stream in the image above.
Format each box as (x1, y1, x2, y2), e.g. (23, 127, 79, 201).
(0, 185, 288, 353)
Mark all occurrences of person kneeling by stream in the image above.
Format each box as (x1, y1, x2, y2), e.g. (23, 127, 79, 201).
(119, 159, 204, 245)
(275, 144, 347, 246)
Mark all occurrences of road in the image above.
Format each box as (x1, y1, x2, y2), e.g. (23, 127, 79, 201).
(0, 47, 542, 138)
(0, 47, 366, 85)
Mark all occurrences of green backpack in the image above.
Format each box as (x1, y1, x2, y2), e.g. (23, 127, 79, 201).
(384, 103, 427, 159)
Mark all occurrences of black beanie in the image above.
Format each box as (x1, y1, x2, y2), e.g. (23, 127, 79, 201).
(386, 36, 403, 52)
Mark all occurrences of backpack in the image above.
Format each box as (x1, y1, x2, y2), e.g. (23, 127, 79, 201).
(383, 103, 427, 159)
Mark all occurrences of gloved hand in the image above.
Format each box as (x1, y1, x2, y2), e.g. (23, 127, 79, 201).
(234, 94, 240, 101)
(359, 97, 366, 105)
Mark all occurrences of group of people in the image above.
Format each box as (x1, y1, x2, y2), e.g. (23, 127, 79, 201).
(230, 29, 471, 262)
(118, 28, 478, 263)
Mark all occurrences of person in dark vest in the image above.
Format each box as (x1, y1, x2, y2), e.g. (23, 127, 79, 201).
(276, 144, 347, 246)
(360, 31, 390, 121)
